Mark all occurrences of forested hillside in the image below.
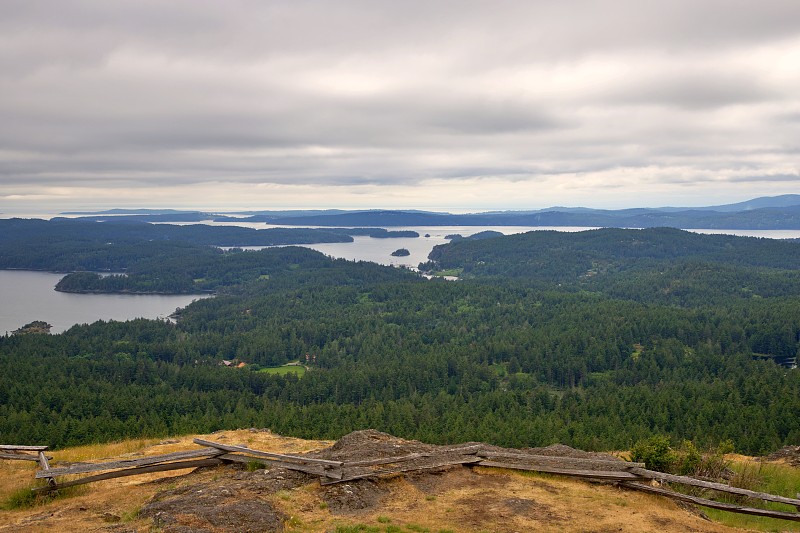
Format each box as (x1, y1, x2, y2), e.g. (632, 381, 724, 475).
(422, 228, 800, 304)
(0, 219, 416, 291)
(1, 228, 799, 455)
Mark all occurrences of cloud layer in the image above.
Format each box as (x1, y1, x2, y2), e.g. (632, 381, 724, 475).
(1, 0, 799, 212)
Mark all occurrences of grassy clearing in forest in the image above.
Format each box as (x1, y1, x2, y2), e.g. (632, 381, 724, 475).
(432, 268, 462, 278)
(259, 365, 307, 376)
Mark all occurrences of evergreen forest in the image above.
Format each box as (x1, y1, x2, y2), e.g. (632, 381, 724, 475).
(1, 222, 799, 455)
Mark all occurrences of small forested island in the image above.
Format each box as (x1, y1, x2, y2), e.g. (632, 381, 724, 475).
(390, 248, 411, 257)
(445, 230, 503, 243)
(12, 320, 52, 335)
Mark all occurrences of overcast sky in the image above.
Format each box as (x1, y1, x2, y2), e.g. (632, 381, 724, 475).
(1, 0, 799, 214)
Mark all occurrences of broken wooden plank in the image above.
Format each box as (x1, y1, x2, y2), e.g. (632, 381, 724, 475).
(37, 451, 52, 471)
(32, 458, 224, 493)
(35, 448, 224, 478)
(439, 444, 483, 454)
(343, 444, 482, 469)
(477, 450, 643, 470)
(0, 453, 41, 461)
(37, 451, 56, 487)
(621, 481, 800, 522)
(193, 439, 343, 467)
(217, 454, 338, 478)
(320, 456, 483, 485)
(477, 460, 645, 480)
(630, 467, 800, 509)
(344, 452, 430, 468)
(0, 445, 49, 451)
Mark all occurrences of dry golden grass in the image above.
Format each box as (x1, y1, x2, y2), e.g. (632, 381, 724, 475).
(268, 465, 742, 533)
(0, 430, 333, 532)
(0, 432, 792, 533)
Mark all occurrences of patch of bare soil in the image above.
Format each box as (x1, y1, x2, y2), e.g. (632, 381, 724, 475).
(448, 490, 563, 532)
(318, 429, 475, 462)
(319, 479, 388, 514)
(766, 445, 800, 466)
(405, 464, 506, 494)
(140, 464, 305, 532)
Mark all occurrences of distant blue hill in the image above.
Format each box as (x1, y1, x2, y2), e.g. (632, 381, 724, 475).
(61, 208, 199, 215)
(256, 203, 800, 229)
(62, 194, 800, 230)
(227, 209, 351, 218)
(700, 194, 800, 212)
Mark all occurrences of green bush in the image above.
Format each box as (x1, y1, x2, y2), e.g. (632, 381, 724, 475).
(245, 460, 267, 471)
(631, 435, 675, 472)
(673, 440, 702, 476)
(673, 439, 734, 479)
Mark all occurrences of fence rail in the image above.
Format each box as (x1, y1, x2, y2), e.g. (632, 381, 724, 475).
(0, 445, 51, 463)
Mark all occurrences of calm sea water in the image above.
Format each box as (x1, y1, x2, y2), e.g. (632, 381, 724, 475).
(2, 223, 799, 335)
(227, 225, 598, 268)
(0, 271, 209, 335)
(224, 225, 800, 269)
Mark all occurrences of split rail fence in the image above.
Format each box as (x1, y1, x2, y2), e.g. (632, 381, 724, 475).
(4, 439, 799, 522)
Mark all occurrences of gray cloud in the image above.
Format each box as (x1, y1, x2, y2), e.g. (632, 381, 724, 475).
(730, 173, 800, 183)
(604, 71, 775, 110)
(1, 1, 800, 211)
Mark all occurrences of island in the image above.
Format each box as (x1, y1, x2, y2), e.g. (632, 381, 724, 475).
(13, 320, 52, 335)
(391, 248, 411, 257)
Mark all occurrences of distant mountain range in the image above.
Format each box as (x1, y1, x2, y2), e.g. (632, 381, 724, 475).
(61, 194, 800, 230)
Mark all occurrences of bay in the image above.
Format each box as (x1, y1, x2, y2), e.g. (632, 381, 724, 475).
(228, 225, 800, 269)
(0, 270, 209, 335)
(247, 225, 598, 268)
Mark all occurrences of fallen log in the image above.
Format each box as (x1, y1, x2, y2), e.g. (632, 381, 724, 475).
(620, 481, 800, 522)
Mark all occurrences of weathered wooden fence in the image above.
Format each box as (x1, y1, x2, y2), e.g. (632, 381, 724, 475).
(1, 445, 56, 487)
(9, 439, 800, 522)
(0, 445, 51, 463)
(473, 449, 800, 521)
(21, 439, 343, 493)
